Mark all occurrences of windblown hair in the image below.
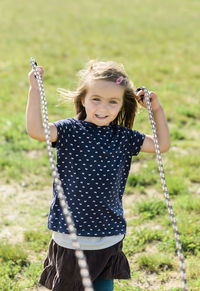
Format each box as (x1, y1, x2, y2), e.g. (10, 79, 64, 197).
(58, 60, 138, 129)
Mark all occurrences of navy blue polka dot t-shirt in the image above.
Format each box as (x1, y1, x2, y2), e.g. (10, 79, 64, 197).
(49, 118, 145, 236)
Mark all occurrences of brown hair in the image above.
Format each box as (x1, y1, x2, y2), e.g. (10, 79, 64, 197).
(58, 60, 138, 129)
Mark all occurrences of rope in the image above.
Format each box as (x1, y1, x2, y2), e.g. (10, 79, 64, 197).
(30, 57, 94, 291)
(29, 58, 188, 290)
(142, 87, 188, 291)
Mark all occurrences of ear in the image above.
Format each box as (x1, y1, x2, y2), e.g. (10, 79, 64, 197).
(81, 96, 85, 107)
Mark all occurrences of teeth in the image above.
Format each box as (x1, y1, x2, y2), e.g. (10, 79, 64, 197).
(96, 114, 107, 118)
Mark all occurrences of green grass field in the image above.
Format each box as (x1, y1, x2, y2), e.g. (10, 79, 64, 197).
(0, 0, 200, 290)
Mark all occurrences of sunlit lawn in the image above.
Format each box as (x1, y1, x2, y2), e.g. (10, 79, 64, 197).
(0, 0, 200, 289)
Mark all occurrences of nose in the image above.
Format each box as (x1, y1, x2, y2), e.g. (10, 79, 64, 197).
(98, 101, 109, 112)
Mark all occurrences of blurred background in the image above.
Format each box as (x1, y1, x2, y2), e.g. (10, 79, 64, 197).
(0, 0, 200, 290)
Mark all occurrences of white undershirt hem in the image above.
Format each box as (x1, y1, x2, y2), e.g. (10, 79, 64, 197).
(53, 232, 125, 250)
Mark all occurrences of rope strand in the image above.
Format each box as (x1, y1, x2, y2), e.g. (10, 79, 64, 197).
(143, 87, 188, 291)
(30, 57, 94, 291)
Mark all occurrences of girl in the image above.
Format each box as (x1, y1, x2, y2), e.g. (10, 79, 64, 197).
(26, 60, 170, 291)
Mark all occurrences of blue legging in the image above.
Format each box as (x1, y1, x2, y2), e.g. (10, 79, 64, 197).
(93, 277, 114, 291)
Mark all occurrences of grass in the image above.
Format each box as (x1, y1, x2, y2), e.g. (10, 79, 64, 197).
(124, 228, 164, 255)
(0, 0, 200, 289)
(135, 199, 167, 219)
(0, 243, 30, 290)
(137, 253, 174, 274)
(24, 230, 51, 252)
(165, 175, 188, 197)
(0, 243, 28, 265)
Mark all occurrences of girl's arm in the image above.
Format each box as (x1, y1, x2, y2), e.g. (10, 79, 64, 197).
(26, 66, 58, 142)
(136, 89, 170, 153)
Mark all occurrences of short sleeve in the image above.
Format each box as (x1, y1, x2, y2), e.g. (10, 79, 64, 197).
(52, 118, 73, 149)
(129, 130, 145, 156)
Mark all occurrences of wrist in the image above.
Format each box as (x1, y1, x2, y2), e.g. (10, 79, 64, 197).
(152, 103, 162, 113)
(29, 85, 40, 93)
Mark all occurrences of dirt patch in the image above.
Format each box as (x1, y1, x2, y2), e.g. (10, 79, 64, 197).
(130, 160, 141, 173)
(0, 181, 51, 244)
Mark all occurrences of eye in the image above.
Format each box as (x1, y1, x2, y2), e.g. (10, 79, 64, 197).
(93, 98, 100, 101)
(109, 100, 118, 104)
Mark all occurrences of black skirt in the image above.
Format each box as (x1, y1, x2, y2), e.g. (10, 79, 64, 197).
(39, 238, 131, 291)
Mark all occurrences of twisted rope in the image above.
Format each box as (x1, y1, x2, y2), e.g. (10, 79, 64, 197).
(30, 57, 94, 291)
(142, 87, 188, 291)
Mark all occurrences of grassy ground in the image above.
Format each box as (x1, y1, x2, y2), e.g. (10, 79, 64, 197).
(0, 0, 200, 290)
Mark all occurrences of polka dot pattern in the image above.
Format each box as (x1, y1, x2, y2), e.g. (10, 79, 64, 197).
(49, 118, 145, 236)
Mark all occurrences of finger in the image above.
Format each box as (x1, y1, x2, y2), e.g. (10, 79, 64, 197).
(28, 70, 37, 80)
(136, 89, 145, 103)
(138, 96, 144, 103)
(136, 86, 145, 92)
(138, 96, 152, 103)
(34, 67, 44, 79)
(136, 88, 153, 103)
(35, 66, 43, 72)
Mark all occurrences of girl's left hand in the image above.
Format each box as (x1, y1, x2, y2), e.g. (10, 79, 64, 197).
(136, 88, 161, 111)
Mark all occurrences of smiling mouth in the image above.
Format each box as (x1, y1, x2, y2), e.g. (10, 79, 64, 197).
(95, 114, 108, 119)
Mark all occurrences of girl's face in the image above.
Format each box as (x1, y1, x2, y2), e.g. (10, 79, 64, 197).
(82, 79, 124, 126)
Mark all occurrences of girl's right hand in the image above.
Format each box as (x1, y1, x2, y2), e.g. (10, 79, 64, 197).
(28, 66, 44, 89)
